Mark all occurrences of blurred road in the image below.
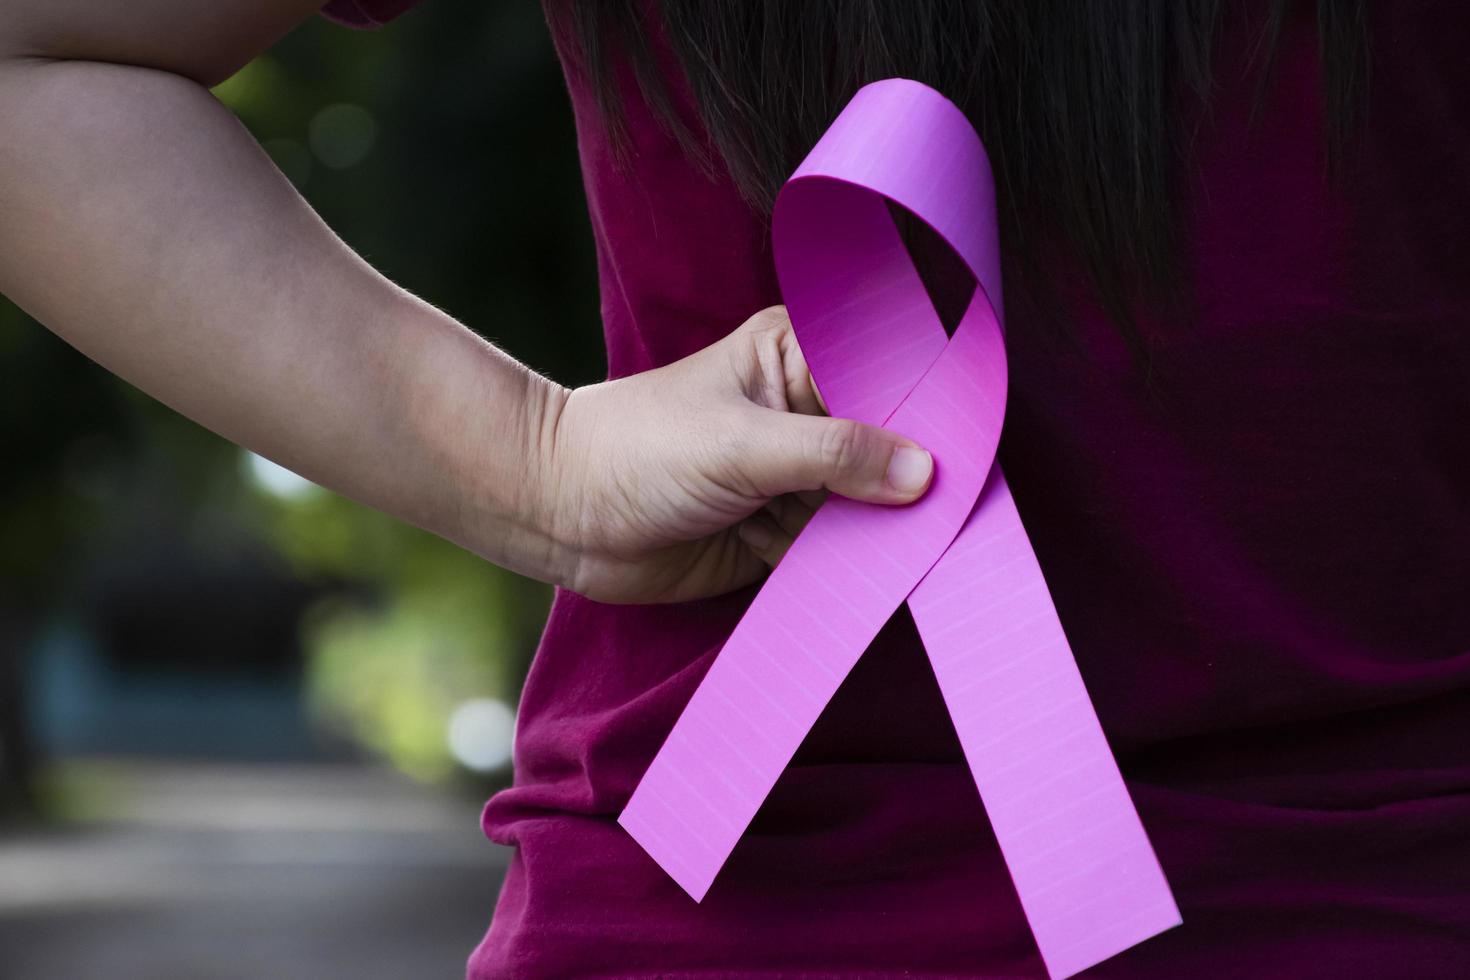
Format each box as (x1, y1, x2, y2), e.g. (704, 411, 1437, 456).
(0, 760, 510, 980)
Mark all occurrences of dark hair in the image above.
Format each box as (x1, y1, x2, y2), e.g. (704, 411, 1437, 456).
(556, 1, 1368, 357)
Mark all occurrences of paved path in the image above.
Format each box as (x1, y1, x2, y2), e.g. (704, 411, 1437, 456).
(0, 760, 510, 979)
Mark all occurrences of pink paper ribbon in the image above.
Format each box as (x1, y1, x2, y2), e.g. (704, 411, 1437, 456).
(619, 79, 1180, 978)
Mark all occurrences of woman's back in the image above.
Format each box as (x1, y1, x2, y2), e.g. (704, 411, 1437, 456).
(465, 1, 1470, 976)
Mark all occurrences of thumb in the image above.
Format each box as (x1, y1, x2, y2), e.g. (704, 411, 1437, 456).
(745, 410, 934, 504)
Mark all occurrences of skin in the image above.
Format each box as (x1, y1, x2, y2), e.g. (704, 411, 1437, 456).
(0, 0, 933, 605)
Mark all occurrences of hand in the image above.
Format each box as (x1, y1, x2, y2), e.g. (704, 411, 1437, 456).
(538, 306, 934, 603)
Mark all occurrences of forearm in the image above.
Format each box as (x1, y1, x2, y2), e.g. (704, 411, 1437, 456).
(0, 56, 569, 580)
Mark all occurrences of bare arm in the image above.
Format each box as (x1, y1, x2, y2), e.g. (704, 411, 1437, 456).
(0, 0, 568, 580)
(0, 1, 933, 604)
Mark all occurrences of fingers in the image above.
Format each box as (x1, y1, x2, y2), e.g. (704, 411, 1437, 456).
(736, 512, 790, 567)
(793, 488, 828, 512)
(772, 316, 827, 417)
(731, 305, 826, 416)
(736, 493, 819, 568)
(729, 308, 926, 506)
(744, 408, 934, 505)
(806, 379, 829, 416)
(764, 491, 818, 538)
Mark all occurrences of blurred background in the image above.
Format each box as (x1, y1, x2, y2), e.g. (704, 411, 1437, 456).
(0, 5, 604, 977)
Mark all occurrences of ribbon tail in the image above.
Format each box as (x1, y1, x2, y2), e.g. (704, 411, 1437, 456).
(619, 492, 937, 900)
(908, 469, 1182, 979)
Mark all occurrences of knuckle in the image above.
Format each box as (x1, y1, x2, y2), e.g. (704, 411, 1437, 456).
(735, 307, 798, 411)
(816, 418, 867, 477)
(740, 305, 792, 339)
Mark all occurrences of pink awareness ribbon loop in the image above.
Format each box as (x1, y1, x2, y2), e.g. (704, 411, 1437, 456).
(619, 79, 1181, 978)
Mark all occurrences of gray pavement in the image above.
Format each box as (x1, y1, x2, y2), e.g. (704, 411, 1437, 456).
(0, 760, 511, 979)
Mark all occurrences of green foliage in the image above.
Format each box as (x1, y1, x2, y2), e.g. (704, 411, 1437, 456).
(4, 5, 601, 785)
(255, 483, 551, 780)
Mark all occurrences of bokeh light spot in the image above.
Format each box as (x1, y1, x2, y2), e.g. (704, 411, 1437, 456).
(308, 103, 378, 170)
(446, 698, 515, 773)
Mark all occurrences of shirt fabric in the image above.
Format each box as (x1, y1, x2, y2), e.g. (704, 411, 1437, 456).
(330, 2, 1470, 977)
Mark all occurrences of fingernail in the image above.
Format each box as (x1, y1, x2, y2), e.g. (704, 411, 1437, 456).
(886, 447, 933, 495)
(738, 520, 774, 550)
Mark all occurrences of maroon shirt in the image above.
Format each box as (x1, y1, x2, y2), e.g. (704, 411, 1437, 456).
(329, 2, 1470, 976)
